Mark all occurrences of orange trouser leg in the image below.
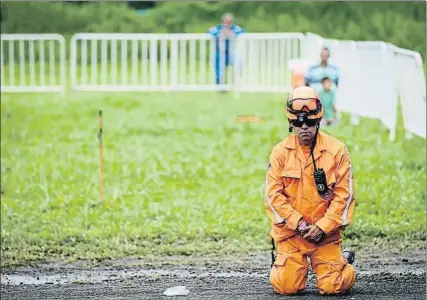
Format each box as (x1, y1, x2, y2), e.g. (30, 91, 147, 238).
(310, 241, 356, 295)
(269, 238, 308, 295)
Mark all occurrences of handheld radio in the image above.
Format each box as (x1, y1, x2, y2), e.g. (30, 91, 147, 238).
(310, 123, 328, 197)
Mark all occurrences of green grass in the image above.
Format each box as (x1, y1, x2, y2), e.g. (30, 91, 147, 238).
(1, 91, 425, 268)
(1, 61, 293, 89)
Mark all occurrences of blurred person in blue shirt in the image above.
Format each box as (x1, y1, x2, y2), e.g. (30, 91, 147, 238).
(305, 47, 340, 93)
(208, 13, 245, 90)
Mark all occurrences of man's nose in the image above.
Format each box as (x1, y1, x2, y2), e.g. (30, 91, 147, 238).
(301, 123, 309, 129)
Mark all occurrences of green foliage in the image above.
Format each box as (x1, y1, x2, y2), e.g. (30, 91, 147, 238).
(1, 1, 425, 57)
(0, 2, 145, 34)
(1, 91, 425, 267)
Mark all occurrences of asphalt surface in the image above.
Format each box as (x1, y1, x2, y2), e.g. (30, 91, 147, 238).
(2, 249, 426, 300)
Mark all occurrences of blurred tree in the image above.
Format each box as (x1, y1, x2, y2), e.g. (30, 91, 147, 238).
(1, 1, 425, 57)
(128, 1, 156, 10)
(67, 1, 88, 5)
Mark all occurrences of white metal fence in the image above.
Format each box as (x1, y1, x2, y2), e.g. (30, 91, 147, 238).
(0, 32, 425, 139)
(69, 33, 304, 92)
(0, 34, 66, 93)
(234, 33, 304, 92)
(70, 33, 215, 92)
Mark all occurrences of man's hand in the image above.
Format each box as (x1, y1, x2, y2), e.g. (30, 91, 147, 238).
(303, 225, 325, 243)
(220, 27, 234, 38)
(296, 219, 311, 236)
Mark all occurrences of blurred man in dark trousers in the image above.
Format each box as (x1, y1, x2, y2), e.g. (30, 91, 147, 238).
(208, 13, 245, 91)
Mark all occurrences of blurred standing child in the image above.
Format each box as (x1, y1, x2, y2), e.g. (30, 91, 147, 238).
(319, 77, 338, 126)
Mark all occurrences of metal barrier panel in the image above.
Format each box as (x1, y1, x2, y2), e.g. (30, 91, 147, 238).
(70, 33, 305, 92)
(390, 45, 426, 139)
(0, 34, 66, 93)
(70, 33, 220, 92)
(353, 42, 397, 140)
(302, 32, 325, 64)
(235, 33, 305, 92)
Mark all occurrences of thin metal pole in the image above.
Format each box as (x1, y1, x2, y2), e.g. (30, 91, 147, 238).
(98, 109, 104, 203)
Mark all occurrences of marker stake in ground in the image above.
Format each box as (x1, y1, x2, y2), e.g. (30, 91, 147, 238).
(98, 109, 104, 203)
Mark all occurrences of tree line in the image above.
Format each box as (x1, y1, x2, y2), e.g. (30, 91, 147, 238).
(1, 1, 425, 58)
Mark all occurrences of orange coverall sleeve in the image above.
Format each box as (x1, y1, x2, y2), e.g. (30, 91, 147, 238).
(265, 150, 303, 231)
(315, 146, 355, 235)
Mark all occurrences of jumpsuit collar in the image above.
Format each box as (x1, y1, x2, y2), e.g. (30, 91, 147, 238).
(284, 133, 327, 167)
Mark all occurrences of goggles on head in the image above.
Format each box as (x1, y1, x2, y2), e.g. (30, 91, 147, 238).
(290, 113, 320, 128)
(286, 98, 323, 117)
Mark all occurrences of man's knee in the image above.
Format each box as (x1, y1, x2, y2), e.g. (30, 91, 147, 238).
(317, 264, 356, 295)
(269, 253, 307, 295)
(270, 274, 301, 295)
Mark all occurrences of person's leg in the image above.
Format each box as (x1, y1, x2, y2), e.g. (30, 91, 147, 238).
(310, 241, 356, 295)
(269, 237, 309, 295)
(215, 57, 228, 92)
(214, 55, 221, 85)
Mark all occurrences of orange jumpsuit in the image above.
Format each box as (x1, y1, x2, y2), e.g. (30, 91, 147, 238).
(265, 131, 356, 295)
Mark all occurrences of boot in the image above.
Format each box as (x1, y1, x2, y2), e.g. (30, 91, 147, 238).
(342, 248, 355, 265)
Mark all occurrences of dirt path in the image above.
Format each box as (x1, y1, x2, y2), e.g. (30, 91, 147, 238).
(1, 249, 425, 300)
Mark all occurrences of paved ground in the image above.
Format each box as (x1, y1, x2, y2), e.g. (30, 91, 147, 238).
(2, 249, 426, 300)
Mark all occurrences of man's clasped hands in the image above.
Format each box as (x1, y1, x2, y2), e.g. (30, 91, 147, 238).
(296, 219, 326, 244)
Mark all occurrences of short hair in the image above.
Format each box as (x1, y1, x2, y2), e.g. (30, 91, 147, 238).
(321, 47, 330, 56)
(222, 13, 234, 21)
(321, 77, 331, 83)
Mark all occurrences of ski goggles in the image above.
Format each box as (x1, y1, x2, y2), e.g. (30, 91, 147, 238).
(287, 98, 322, 116)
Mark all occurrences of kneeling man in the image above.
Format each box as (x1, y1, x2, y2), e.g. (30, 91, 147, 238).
(265, 86, 356, 295)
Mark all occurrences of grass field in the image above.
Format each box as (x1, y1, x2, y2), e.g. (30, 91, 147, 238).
(1, 61, 293, 89)
(1, 91, 425, 268)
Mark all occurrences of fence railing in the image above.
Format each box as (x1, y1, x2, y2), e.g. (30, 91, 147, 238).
(70, 33, 216, 92)
(1, 34, 66, 93)
(0, 32, 425, 139)
(69, 32, 304, 92)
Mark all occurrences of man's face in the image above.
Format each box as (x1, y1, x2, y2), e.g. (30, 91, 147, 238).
(292, 119, 318, 146)
(320, 49, 329, 63)
(222, 16, 233, 27)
